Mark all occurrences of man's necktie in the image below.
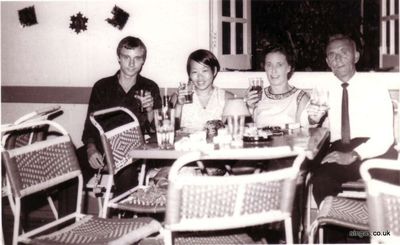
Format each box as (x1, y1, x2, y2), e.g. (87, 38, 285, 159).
(341, 82, 351, 144)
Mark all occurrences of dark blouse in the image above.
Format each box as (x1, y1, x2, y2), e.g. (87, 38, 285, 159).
(82, 71, 162, 151)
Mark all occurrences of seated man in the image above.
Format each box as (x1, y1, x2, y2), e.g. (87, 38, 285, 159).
(81, 36, 162, 196)
(307, 34, 398, 242)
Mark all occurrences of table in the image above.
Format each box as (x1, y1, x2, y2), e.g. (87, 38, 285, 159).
(129, 127, 329, 160)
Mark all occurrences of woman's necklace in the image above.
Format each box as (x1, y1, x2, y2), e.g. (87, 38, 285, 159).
(265, 85, 296, 100)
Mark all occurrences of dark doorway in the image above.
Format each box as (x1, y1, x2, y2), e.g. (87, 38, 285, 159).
(251, 0, 380, 71)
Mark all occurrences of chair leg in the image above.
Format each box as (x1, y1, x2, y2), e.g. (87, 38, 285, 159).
(97, 197, 103, 217)
(308, 220, 319, 244)
(284, 217, 293, 244)
(306, 184, 312, 233)
(139, 160, 147, 186)
(318, 227, 324, 244)
(47, 196, 58, 219)
(13, 199, 21, 245)
(100, 182, 113, 218)
(164, 230, 172, 245)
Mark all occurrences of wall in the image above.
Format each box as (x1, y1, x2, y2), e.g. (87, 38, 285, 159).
(1, 0, 209, 146)
(1, 0, 209, 87)
(2, 1, 400, 148)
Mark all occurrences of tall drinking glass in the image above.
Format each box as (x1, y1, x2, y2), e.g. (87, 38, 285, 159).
(154, 108, 175, 149)
(135, 89, 147, 112)
(310, 87, 329, 111)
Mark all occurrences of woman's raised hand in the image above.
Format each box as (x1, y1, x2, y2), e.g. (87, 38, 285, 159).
(177, 89, 186, 105)
(244, 87, 261, 108)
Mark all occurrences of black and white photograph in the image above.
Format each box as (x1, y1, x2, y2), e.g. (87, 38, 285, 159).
(1, 0, 399, 244)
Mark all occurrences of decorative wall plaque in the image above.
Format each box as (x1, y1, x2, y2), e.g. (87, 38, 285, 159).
(69, 12, 88, 34)
(18, 6, 38, 27)
(106, 5, 129, 30)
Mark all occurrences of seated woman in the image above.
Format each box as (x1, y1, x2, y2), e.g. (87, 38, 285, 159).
(151, 50, 234, 180)
(171, 49, 234, 131)
(243, 45, 311, 241)
(245, 44, 309, 128)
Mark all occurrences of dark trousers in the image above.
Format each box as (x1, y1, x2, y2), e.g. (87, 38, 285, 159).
(310, 138, 398, 243)
(311, 138, 398, 207)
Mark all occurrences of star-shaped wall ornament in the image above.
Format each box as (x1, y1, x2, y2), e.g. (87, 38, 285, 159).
(18, 6, 38, 27)
(69, 12, 88, 34)
(106, 5, 129, 30)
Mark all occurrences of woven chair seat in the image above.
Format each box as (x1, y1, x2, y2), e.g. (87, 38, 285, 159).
(140, 231, 267, 245)
(116, 185, 167, 213)
(32, 216, 161, 245)
(316, 196, 369, 230)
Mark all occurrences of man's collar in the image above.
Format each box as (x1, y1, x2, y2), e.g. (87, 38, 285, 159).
(332, 71, 357, 85)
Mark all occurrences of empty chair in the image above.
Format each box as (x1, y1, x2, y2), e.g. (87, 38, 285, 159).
(308, 195, 368, 244)
(360, 158, 400, 244)
(155, 146, 306, 244)
(2, 106, 62, 218)
(89, 106, 166, 218)
(1, 120, 161, 245)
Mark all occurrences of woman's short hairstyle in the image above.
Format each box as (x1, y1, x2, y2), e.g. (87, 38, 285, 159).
(263, 44, 296, 80)
(117, 36, 147, 60)
(186, 49, 220, 76)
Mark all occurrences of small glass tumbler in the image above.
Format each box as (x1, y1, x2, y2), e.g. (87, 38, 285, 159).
(178, 81, 194, 104)
(249, 77, 264, 101)
(310, 87, 329, 111)
(154, 108, 175, 149)
(135, 89, 147, 112)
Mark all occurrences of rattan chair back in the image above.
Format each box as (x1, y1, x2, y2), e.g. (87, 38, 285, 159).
(90, 106, 144, 175)
(90, 107, 148, 218)
(360, 159, 400, 243)
(164, 147, 306, 244)
(1, 120, 161, 245)
(2, 106, 62, 195)
(2, 120, 79, 198)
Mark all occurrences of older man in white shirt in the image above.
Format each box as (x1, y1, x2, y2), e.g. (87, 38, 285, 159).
(307, 34, 398, 207)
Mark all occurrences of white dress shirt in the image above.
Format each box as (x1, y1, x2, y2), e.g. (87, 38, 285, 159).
(322, 72, 394, 160)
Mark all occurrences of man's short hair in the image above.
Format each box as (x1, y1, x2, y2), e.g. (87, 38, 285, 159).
(117, 36, 147, 59)
(326, 34, 357, 53)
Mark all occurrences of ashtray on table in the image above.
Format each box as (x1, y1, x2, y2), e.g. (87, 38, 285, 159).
(261, 126, 288, 136)
(243, 127, 273, 142)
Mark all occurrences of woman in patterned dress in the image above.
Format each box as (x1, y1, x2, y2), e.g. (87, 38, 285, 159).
(245, 44, 310, 128)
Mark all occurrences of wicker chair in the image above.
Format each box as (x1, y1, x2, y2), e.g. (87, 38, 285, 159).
(154, 146, 307, 245)
(1, 120, 161, 245)
(2, 106, 62, 217)
(304, 178, 366, 242)
(360, 158, 400, 244)
(308, 195, 369, 244)
(89, 106, 166, 218)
